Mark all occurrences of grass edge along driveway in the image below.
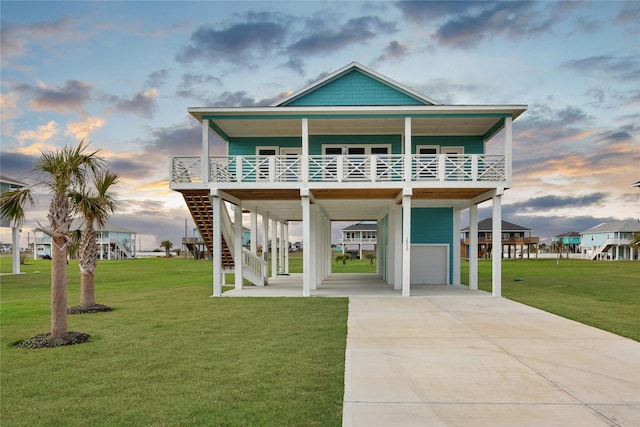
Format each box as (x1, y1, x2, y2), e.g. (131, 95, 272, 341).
(1, 258, 348, 426)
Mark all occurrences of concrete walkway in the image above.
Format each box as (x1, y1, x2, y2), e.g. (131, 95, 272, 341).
(342, 295, 640, 427)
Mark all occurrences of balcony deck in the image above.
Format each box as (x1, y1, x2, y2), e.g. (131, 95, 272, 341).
(170, 154, 508, 187)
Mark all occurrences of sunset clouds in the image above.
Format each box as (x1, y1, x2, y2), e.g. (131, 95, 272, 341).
(1, 0, 638, 248)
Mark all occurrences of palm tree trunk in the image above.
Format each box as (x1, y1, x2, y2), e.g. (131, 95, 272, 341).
(80, 271, 96, 307)
(51, 236, 68, 338)
(79, 226, 97, 307)
(49, 193, 71, 338)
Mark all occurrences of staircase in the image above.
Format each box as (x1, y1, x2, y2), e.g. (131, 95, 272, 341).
(590, 240, 611, 260)
(181, 190, 234, 269)
(180, 190, 267, 286)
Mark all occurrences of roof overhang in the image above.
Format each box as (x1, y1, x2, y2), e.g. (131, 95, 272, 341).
(188, 105, 527, 142)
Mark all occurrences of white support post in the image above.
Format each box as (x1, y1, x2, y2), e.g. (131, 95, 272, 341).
(469, 204, 479, 290)
(12, 227, 20, 274)
(284, 222, 290, 274)
(262, 213, 269, 260)
(452, 208, 461, 285)
(302, 118, 309, 183)
(279, 220, 285, 274)
(250, 211, 257, 254)
(202, 119, 210, 183)
(212, 194, 222, 296)
(505, 116, 512, 183)
(270, 219, 277, 279)
(234, 204, 243, 290)
(302, 195, 311, 296)
(402, 192, 412, 297)
(492, 190, 503, 297)
(393, 205, 402, 289)
(404, 117, 412, 182)
(310, 206, 318, 290)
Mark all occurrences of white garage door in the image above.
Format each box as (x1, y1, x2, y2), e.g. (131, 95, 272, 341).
(410, 245, 448, 284)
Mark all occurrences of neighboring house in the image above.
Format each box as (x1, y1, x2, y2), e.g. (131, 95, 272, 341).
(460, 218, 540, 259)
(35, 218, 136, 260)
(0, 175, 27, 274)
(580, 220, 640, 260)
(339, 221, 377, 259)
(169, 62, 526, 296)
(552, 232, 581, 253)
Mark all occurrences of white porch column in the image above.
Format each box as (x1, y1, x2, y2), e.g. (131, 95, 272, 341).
(469, 204, 479, 290)
(452, 208, 461, 285)
(250, 211, 258, 254)
(284, 222, 290, 274)
(310, 206, 318, 290)
(404, 117, 412, 182)
(302, 118, 309, 183)
(505, 116, 513, 183)
(270, 219, 277, 278)
(234, 204, 243, 290)
(402, 190, 412, 297)
(492, 190, 503, 297)
(262, 213, 269, 258)
(12, 226, 20, 274)
(393, 205, 402, 290)
(212, 194, 222, 296)
(202, 119, 210, 183)
(279, 220, 285, 274)
(301, 194, 311, 296)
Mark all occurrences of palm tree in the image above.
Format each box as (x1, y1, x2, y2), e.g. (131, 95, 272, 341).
(632, 232, 640, 249)
(160, 240, 173, 257)
(72, 171, 119, 308)
(0, 142, 105, 339)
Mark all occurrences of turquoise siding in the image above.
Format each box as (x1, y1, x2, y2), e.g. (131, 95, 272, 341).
(309, 135, 402, 154)
(286, 71, 425, 106)
(228, 135, 403, 155)
(411, 207, 454, 284)
(412, 136, 484, 154)
(229, 137, 302, 156)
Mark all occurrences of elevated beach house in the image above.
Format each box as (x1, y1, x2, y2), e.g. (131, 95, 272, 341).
(169, 62, 526, 296)
(460, 218, 540, 260)
(580, 220, 640, 260)
(338, 221, 378, 260)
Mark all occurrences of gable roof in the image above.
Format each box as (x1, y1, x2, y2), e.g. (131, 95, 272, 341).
(342, 221, 377, 232)
(272, 62, 442, 107)
(0, 175, 27, 188)
(461, 218, 531, 232)
(580, 220, 640, 234)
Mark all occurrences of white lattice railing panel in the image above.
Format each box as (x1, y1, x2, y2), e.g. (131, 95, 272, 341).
(171, 157, 202, 183)
(171, 154, 507, 184)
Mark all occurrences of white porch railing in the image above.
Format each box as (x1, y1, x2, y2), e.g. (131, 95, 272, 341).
(339, 238, 378, 244)
(242, 248, 268, 286)
(221, 201, 268, 285)
(170, 154, 507, 184)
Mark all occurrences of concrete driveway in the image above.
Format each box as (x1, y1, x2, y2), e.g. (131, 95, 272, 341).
(342, 295, 640, 427)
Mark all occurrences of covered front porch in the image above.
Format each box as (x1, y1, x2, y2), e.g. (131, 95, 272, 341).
(221, 273, 486, 297)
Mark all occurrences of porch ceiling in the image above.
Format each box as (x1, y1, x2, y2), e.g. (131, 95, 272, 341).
(210, 115, 506, 139)
(220, 187, 493, 222)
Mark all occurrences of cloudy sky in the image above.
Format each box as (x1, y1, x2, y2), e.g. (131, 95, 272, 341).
(1, 0, 639, 249)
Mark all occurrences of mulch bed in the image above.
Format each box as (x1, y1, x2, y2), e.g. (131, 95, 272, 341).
(14, 331, 91, 349)
(67, 304, 113, 314)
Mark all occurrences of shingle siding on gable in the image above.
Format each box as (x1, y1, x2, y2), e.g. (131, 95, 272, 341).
(287, 71, 425, 106)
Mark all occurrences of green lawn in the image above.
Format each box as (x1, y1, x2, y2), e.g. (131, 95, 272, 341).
(2, 255, 638, 425)
(1, 257, 347, 426)
(461, 258, 640, 341)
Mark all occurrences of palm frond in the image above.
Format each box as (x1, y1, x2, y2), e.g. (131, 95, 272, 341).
(0, 188, 34, 227)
